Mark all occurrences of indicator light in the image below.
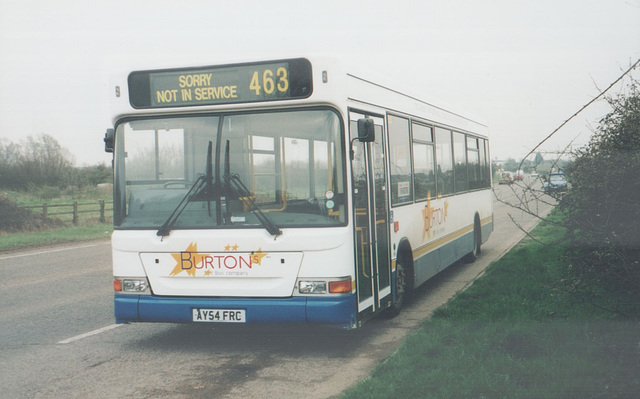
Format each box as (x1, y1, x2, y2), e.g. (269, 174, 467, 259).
(329, 278, 352, 294)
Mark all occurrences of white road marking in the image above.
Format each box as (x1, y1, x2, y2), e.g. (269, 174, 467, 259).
(0, 242, 108, 261)
(58, 324, 123, 344)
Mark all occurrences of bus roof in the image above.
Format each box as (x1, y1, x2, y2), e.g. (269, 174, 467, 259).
(109, 55, 487, 136)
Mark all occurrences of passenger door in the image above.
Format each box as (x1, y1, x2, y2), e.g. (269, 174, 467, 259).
(349, 111, 391, 319)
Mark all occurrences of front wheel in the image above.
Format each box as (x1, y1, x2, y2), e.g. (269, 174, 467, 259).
(387, 258, 407, 317)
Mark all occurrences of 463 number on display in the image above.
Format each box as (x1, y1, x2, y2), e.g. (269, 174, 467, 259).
(250, 68, 289, 96)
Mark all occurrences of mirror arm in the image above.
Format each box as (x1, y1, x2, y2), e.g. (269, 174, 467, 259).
(349, 137, 359, 161)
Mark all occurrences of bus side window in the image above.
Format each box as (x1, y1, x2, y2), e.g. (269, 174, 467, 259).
(388, 115, 412, 205)
(435, 128, 454, 196)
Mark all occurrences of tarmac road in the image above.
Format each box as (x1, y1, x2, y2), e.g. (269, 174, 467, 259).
(0, 182, 552, 399)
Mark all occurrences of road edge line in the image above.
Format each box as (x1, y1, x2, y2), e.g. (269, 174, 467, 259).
(58, 324, 123, 344)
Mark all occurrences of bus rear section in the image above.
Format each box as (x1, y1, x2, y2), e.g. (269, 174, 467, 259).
(109, 107, 360, 329)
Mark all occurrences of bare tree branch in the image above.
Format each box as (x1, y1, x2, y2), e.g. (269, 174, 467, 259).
(519, 58, 640, 172)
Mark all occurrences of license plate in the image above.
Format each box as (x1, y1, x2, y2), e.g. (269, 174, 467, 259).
(192, 309, 246, 323)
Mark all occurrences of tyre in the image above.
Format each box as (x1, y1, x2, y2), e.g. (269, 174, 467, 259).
(387, 256, 407, 317)
(464, 218, 481, 263)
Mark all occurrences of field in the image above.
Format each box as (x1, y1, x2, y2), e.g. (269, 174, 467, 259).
(0, 187, 113, 252)
(342, 215, 640, 398)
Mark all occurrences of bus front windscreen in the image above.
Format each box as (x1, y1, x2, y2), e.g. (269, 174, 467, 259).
(113, 109, 346, 231)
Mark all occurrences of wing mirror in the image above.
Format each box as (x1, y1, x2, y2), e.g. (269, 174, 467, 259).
(350, 118, 375, 160)
(357, 118, 375, 142)
(104, 128, 114, 153)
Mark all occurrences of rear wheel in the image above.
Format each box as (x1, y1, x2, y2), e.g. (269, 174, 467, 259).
(464, 218, 482, 263)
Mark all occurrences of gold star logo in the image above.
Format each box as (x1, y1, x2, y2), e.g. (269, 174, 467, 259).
(422, 191, 433, 241)
(169, 242, 209, 277)
(251, 248, 268, 266)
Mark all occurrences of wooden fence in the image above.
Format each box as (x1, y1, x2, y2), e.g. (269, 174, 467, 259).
(23, 200, 113, 225)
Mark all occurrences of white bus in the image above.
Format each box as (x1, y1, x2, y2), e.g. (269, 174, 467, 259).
(104, 57, 493, 329)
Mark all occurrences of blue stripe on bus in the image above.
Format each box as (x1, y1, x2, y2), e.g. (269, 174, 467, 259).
(115, 294, 357, 329)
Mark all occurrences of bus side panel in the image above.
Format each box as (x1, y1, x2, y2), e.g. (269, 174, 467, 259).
(412, 250, 440, 288)
(412, 232, 469, 288)
(391, 190, 493, 290)
(481, 217, 494, 245)
(455, 227, 475, 261)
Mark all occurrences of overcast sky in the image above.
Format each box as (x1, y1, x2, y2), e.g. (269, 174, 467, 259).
(1, 0, 639, 166)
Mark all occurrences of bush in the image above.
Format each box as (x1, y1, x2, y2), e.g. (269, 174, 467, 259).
(562, 81, 640, 311)
(0, 195, 62, 232)
(0, 134, 74, 190)
(1, 135, 112, 191)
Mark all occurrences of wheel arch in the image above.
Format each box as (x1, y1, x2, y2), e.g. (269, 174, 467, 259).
(474, 211, 482, 251)
(396, 237, 415, 290)
(463, 212, 483, 263)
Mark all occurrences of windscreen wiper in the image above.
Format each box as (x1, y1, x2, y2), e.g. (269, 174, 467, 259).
(223, 140, 282, 238)
(157, 141, 213, 237)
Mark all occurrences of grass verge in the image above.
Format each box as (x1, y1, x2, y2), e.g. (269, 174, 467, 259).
(1, 189, 113, 252)
(0, 225, 112, 252)
(342, 215, 640, 399)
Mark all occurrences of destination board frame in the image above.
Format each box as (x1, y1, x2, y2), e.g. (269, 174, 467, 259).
(128, 58, 313, 109)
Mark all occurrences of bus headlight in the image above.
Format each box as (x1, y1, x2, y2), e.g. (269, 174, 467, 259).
(114, 278, 149, 294)
(298, 281, 327, 294)
(298, 277, 353, 294)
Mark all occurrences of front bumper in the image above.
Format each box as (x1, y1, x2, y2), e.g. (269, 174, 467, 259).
(115, 293, 358, 329)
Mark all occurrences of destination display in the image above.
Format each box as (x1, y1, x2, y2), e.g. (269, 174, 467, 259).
(128, 58, 313, 109)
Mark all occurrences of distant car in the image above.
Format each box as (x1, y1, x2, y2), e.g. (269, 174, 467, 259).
(498, 171, 514, 185)
(531, 171, 539, 179)
(514, 170, 524, 181)
(544, 172, 568, 193)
